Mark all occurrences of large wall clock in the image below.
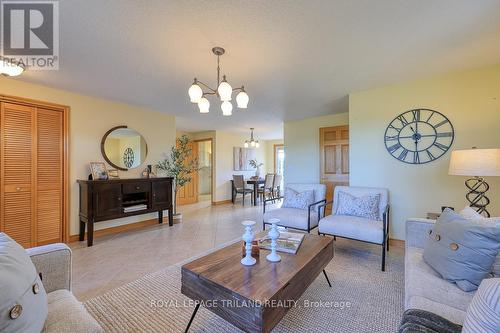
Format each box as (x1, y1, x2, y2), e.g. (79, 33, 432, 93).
(384, 108, 454, 164)
(123, 147, 135, 168)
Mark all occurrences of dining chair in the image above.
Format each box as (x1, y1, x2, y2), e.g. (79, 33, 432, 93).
(232, 175, 253, 206)
(258, 174, 275, 202)
(272, 174, 282, 199)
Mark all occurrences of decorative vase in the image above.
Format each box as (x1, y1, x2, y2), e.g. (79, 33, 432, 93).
(255, 167, 261, 178)
(241, 220, 257, 266)
(266, 218, 281, 262)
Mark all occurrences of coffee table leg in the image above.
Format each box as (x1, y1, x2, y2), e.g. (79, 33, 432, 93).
(323, 270, 332, 288)
(184, 303, 200, 333)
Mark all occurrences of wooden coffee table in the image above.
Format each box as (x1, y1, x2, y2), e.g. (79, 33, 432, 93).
(181, 232, 334, 333)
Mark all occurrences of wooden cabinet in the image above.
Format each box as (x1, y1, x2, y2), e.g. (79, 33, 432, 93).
(78, 178, 174, 246)
(0, 96, 68, 248)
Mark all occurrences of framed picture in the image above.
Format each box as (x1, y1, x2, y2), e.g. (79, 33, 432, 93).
(233, 147, 256, 171)
(108, 169, 119, 179)
(89, 162, 108, 180)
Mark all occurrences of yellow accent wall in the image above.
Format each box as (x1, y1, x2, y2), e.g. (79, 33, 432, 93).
(349, 64, 500, 240)
(0, 77, 176, 236)
(284, 113, 349, 184)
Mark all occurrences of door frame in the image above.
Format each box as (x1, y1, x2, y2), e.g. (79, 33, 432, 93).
(194, 138, 214, 204)
(273, 144, 284, 174)
(0, 94, 70, 243)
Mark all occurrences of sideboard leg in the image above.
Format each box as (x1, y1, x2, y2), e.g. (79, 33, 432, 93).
(168, 206, 174, 226)
(158, 210, 163, 224)
(87, 220, 94, 247)
(79, 219, 85, 241)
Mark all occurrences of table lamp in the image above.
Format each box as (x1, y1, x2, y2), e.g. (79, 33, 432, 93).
(448, 148, 500, 217)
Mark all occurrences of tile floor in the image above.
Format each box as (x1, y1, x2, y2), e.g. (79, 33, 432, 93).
(70, 199, 271, 300)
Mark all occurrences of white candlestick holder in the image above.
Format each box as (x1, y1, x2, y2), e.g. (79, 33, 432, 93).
(266, 218, 281, 262)
(241, 220, 257, 266)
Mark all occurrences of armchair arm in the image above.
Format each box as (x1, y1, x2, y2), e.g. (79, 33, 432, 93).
(263, 196, 284, 213)
(308, 199, 326, 230)
(382, 204, 390, 240)
(26, 243, 72, 293)
(317, 200, 334, 220)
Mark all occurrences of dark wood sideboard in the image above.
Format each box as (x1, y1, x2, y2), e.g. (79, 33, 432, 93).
(78, 177, 174, 246)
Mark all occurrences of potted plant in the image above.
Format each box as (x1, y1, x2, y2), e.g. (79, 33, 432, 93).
(157, 135, 199, 220)
(249, 159, 264, 178)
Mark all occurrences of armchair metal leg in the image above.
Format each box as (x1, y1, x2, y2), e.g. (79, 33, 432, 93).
(387, 237, 390, 252)
(381, 243, 386, 272)
(323, 269, 332, 287)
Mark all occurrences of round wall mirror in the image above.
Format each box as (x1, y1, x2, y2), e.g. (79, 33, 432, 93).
(101, 126, 148, 171)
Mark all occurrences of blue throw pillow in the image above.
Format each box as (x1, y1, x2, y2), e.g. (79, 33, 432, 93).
(423, 209, 500, 291)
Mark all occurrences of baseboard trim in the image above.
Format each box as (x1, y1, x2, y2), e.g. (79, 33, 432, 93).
(389, 238, 404, 248)
(212, 199, 232, 206)
(68, 218, 161, 243)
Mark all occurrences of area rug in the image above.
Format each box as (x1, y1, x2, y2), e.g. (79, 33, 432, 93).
(84, 242, 404, 332)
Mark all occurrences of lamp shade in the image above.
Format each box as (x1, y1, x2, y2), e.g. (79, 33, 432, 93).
(236, 91, 249, 108)
(197, 97, 210, 113)
(221, 101, 233, 116)
(0, 60, 24, 76)
(448, 148, 500, 177)
(188, 83, 203, 103)
(218, 81, 232, 101)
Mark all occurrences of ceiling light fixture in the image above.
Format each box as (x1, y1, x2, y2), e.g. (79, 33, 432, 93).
(244, 128, 259, 148)
(0, 57, 25, 77)
(188, 47, 249, 115)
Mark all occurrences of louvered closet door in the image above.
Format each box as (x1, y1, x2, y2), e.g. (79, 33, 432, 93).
(0, 102, 36, 248)
(36, 108, 63, 245)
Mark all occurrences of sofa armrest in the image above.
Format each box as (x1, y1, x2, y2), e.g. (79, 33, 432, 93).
(26, 243, 72, 293)
(405, 218, 436, 250)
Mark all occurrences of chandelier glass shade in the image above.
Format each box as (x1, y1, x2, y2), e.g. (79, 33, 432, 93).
(188, 47, 248, 115)
(244, 128, 259, 148)
(0, 57, 25, 77)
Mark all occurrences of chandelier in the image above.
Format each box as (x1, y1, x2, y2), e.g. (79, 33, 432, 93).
(244, 128, 259, 148)
(188, 47, 249, 116)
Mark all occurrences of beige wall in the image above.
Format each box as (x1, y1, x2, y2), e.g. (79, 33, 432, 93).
(214, 131, 267, 202)
(176, 130, 270, 203)
(349, 64, 500, 240)
(265, 140, 284, 174)
(284, 113, 349, 184)
(0, 77, 176, 236)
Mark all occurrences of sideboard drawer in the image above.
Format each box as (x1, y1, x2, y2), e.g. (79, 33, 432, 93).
(123, 182, 150, 194)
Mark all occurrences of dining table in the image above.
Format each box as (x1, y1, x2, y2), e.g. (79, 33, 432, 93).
(230, 178, 265, 206)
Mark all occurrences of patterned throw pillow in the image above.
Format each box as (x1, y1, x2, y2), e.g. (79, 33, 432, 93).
(282, 188, 315, 210)
(335, 191, 380, 220)
(462, 278, 500, 333)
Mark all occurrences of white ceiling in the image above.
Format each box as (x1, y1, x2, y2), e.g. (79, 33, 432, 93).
(15, 0, 500, 139)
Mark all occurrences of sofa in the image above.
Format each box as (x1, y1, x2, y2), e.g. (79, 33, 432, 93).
(405, 218, 475, 325)
(26, 243, 102, 333)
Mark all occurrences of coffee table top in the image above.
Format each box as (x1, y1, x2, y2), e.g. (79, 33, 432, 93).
(182, 232, 333, 302)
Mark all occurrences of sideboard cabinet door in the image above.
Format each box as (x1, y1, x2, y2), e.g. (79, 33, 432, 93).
(93, 184, 122, 219)
(152, 180, 172, 209)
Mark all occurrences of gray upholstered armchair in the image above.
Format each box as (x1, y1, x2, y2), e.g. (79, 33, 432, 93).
(26, 243, 103, 333)
(317, 186, 390, 271)
(263, 183, 326, 233)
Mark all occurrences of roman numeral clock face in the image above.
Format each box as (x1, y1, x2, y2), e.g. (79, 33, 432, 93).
(384, 109, 454, 164)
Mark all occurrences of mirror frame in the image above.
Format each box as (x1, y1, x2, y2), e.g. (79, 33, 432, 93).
(100, 125, 148, 171)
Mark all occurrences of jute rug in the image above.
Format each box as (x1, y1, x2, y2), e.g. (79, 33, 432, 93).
(84, 241, 404, 332)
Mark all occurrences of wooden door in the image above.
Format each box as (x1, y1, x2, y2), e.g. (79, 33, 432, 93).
(36, 108, 64, 245)
(320, 126, 349, 214)
(0, 103, 36, 248)
(176, 142, 199, 205)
